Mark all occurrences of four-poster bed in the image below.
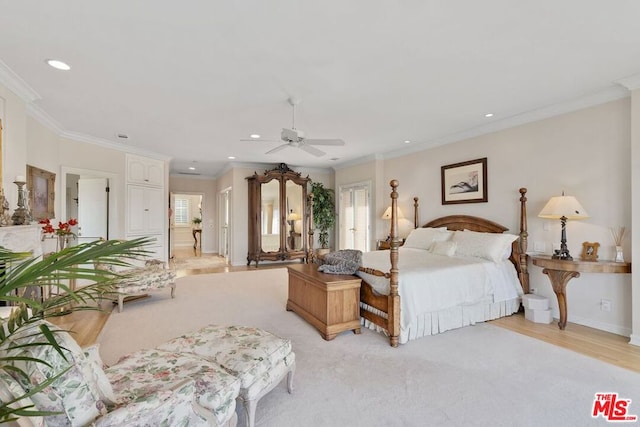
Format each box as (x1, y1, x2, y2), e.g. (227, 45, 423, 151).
(356, 181, 530, 347)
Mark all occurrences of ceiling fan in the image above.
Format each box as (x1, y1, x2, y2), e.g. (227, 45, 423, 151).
(242, 98, 345, 157)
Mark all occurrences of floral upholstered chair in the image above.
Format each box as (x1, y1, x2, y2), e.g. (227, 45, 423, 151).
(1, 321, 241, 427)
(96, 259, 177, 312)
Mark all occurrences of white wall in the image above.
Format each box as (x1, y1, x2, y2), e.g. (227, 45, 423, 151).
(0, 85, 28, 209)
(355, 99, 631, 336)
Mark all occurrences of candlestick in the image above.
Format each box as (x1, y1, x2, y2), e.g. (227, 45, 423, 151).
(11, 181, 31, 225)
(14, 175, 26, 183)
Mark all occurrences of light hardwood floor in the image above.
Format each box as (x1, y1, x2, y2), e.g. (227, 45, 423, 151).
(54, 256, 640, 373)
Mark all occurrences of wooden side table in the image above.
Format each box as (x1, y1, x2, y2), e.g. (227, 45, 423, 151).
(192, 228, 202, 249)
(286, 264, 361, 340)
(531, 255, 631, 330)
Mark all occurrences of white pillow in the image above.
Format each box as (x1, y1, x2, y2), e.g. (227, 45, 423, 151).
(403, 227, 452, 250)
(451, 230, 518, 262)
(430, 241, 457, 257)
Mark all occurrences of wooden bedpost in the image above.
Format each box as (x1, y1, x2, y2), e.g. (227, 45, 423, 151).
(413, 197, 419, 229)
(307, 193, 315, 264)
(388, 180, 401, 347)
(518, 188, 530, 294)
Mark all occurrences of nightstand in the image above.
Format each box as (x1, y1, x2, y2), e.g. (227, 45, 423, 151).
(376, 239, 404, 250)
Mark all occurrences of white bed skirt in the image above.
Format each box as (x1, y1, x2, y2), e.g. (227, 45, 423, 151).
(361, 297, 521, 344)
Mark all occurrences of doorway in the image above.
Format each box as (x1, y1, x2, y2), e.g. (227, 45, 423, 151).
(338, 182, 371, 251)
(61, 167, 116, 246)
(170, 192, 203, 258)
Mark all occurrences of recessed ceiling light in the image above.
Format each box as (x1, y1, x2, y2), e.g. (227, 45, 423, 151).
(228, 156, 236, 160)
(188, 166, 196, 170)
(484, 113, 494, 118)
(250, 134, 260, 139)
(46, 59, 71, 71)
(404, 140, 411, 144)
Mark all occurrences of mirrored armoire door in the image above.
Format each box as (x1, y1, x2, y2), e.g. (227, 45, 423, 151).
(246, 163, 309, 267)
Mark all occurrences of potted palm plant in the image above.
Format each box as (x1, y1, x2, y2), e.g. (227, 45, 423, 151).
(0, 237, 152, 423)
(310, 182, 336, 256)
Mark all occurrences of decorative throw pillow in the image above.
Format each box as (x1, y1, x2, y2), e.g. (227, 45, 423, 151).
(83, 344, 116, 405)
(451, 230, 518, 262)
(403, 227, 452, 250)
(430, 241, 457, 257)
(5, 321, 107, 427)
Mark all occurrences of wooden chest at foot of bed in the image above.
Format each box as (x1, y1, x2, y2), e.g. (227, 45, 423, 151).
(286, 264, 362, 341)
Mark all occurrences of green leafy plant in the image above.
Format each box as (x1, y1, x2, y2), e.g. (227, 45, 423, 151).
(310, 182, 336, 249)
(192, 217, 202, 225)
(0, 237, 152, 423)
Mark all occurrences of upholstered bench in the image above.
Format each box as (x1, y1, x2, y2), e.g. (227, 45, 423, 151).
(157, 325, 296, 427)
(105, 348, 240, 426)
(96, 259, 177, 312)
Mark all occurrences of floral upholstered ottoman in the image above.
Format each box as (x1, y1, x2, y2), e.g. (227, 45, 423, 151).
(157, 325, 295, 427)
(106, 348, 241, 426)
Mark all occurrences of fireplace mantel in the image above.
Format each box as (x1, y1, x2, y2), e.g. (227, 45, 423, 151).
(0, 224, 43, 258)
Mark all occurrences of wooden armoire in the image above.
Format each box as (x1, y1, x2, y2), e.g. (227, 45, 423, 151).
(246, 163, 310, 266)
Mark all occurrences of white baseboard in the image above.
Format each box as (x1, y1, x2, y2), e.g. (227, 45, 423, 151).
(566, 312, 631, 337)
(629, 334, 640, 347)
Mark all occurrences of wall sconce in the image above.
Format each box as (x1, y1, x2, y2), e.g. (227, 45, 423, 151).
(538, 192, 589, 260)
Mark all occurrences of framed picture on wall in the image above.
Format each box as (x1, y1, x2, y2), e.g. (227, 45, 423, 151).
(441, 157, 488, 205)
(27, 165, 55, 220)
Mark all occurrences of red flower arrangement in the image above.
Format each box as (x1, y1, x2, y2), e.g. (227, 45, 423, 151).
(39, 218, 78, 237)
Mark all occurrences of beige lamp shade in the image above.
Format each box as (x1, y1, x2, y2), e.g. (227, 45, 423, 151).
(382, 206, 392, 220)
(287, 211, 301, 221)
(381, 206, 403, 220)
(538, 195, 589, 220)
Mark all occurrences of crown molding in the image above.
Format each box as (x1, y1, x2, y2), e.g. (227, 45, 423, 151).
(26, 103, 65, 134)
(169, 172, 215, 181)
(0, 60, 40, 103)
(60, 130, 171, 161)
(331, 153, 382, 171)
(615, 73, 640, 90)
(379, 85, 630, 162)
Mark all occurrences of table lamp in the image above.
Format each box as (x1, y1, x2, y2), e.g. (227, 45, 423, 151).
(287, 210, 300, 231)
(381, 206, 403, 242)
(538, 192, 589, 260)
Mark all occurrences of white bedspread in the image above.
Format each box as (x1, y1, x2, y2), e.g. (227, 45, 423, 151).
(357, 248, 523, 332)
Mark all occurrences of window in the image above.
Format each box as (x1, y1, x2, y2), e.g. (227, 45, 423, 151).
(174, 198, 190, 226)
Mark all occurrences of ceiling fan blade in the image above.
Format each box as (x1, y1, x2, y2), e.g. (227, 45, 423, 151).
(303, 138, 345, 146)
(265, 144, 289, 155)
(299, 144, 325, 157)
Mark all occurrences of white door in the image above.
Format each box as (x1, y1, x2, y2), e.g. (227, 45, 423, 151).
(339, 183, 370, 251)
(77, 178, 109, 243)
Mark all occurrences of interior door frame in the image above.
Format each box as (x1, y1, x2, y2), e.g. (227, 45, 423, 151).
(219, 187, 232, 262)
(170, 191, 205, 255)
(338, 180, 372, 251)
(60, 167, 119, 239)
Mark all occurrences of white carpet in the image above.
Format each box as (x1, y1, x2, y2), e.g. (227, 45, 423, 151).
(98, 269, 640, 426)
